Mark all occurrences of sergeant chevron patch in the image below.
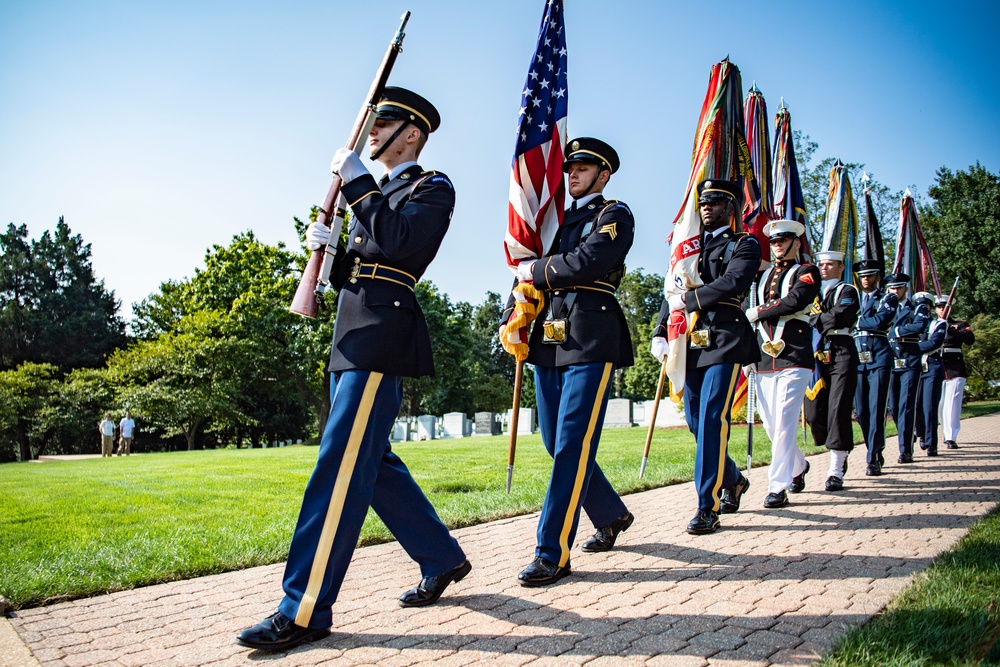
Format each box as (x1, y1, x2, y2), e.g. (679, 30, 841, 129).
(599, 223, 617, 240)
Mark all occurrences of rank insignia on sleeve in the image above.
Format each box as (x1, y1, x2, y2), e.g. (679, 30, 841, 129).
(799, 273, 815, 284)
(599, 223, 617, 240)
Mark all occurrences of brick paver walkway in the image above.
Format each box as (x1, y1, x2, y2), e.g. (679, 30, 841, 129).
(4, 413, 999, 667)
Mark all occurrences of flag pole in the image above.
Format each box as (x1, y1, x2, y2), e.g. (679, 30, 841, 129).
(640, 358, 668, 478)
(506, 359, 525, 493)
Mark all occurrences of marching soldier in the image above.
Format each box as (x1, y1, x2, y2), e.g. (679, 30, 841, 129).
(886, 273, 930, 464)
(238, 88, 470, 651)
(653, 179, 761, 535)
(744, 220, 820, 508)
(505, 138, 635, 587)
(939, 298, 975, 448)
(804, 250, 860, 491)
(913, 293, 948, 456)
(852, 259, 898, 476)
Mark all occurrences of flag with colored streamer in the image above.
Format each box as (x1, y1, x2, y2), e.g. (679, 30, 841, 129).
(501, 0, 568, 361)
(892, 190, 940, 297)
(663, 58, 752, 399)
(819, 159, 859, 277)
(772, 104, 813, 263)
(861, 175, 886, 270)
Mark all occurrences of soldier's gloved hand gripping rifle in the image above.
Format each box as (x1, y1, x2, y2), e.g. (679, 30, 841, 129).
(290, 12, 411, 318)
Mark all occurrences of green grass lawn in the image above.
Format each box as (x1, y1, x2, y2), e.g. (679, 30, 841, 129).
(820, 504, 1000, 666)
(0, 401, 996, 610)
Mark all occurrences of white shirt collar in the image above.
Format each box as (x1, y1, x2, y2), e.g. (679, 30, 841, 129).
(384, 161, 419, 181)
(705, 225, 729, 240)
(571, 192, 602, 210)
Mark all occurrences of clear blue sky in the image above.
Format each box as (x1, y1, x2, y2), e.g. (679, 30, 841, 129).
(2, 1, 998, 322)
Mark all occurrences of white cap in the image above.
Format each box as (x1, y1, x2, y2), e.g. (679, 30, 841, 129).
(816, 250, 845, 263)
(762, 219, 805, 238)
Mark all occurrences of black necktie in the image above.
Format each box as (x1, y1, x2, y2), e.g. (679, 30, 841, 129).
(379, 173, 390, 188)
(570, 201, 577, 211)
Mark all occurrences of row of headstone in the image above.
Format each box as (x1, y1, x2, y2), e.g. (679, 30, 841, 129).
(386, 399, 686, 442)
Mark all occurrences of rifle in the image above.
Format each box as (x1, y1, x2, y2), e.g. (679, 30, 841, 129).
(290, 12, 411, 318)
(941, 276, 960, 321)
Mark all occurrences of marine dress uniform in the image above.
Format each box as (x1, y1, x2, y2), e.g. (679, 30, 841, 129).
(852, 260, 898, 476)
(913, 293, 947, 456)
(655, 179, 761, 535)
(887, 274, 930, 464)
(745, 220, 820, 508)
(505, 138, 634, 587)
(805, 251, 860, 491)
(940, 307, 975, 448)
(238, 88, 469, 652)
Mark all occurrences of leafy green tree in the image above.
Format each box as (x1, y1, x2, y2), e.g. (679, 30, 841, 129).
(921, 163, 1000, 319)
(33, 367, 115, 456)
(623, 321, 661, 401)
(108, 312, 250, 450)
(617, 268, 665, 399)
(0, 218, 125, 371)
(467, 291, 517, 413)
(963, 314, 1000, 400)
(0, 363, 58, 461)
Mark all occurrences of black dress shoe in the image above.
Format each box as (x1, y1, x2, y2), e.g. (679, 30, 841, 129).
(719, 474, 750, 514)
(236, 612, 330, 651)
(398, 560, 472, 607)
(581, 511, 634, 552)
(825, 475, 844, 491)
(865, 463, 882, 476)
(763, 491, 788, 508)
(686, 509, 720, 535)
(878, 452, 885, 466)
(789, 461, 810, 493)
(518, 557, 570, 587)
(946, 440, 958, 449)
(898, 454, 913, 464)
(927, 447, 938, 457)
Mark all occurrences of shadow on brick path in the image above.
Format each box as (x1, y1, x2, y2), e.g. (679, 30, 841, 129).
(5, 414, 1000, 666)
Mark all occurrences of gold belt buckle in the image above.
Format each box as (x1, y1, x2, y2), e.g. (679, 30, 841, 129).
(819, 351, 832, 364)
(894, 358, 906, 370)
(690, 329, 710, 349)
(542, 319, 568, 344)
(859, 350, 873, 364)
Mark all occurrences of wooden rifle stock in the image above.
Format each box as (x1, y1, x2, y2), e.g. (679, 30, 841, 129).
(942, 276, 960, 321)
(290, 11, 411, 318)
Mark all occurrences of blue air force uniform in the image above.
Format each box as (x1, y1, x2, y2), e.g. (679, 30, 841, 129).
(654, 179, 761, 531)
(852, 265, 898, 470)
(271, 89, 467, 636)
(913, 294, 948, 455)
(505, 138, 634, 584)
(887, 275, 931, 462)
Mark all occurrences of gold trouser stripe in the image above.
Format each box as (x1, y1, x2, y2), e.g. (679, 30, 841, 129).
(710, 364, 741, 511)
(295, 372, 383, 627)
(557, 362, 613, 567)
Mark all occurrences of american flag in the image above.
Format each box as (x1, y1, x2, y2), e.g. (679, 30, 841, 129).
(504, 0, 568, 267)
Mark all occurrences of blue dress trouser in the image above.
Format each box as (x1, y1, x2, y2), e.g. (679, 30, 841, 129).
(915, 373, 944, 453)
(278, 370, 465, 629)
(889, 366, 921, 457)
(534, 362, 624, 568)
(855, 366, 890, 465)
(684, 362, 742, 512)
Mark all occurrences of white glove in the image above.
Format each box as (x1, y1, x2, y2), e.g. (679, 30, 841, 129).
(330, 148, 368, 183)
(305, 222, 332, 251)
(650, 336, 668, 362)
(668, 293, 685, 312)
(742, 363, 757, 376)
(746, 306, 760, 323)
(516, 261, 536, 283)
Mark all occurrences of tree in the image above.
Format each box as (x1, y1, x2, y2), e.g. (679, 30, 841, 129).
(921, 163, 1000, 319)
(0, 363, 58, 461)
(33, 367, 114, 457)
(618, 268, 665, 400)
(0, 218, 125, 371)
(108, 312, 250, 450)
(467, 291, 517, 413)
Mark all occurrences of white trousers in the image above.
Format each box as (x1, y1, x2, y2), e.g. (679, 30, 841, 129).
(941, 377, 966, 442)
(756, 367, 811, 493)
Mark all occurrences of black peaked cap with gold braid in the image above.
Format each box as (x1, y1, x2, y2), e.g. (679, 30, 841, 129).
(375, 87, 440, 134)
(697, 178, 741, 205)
(562, 137, 620, 174)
